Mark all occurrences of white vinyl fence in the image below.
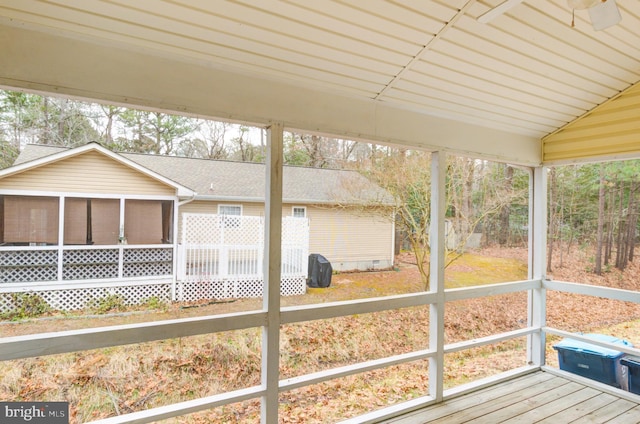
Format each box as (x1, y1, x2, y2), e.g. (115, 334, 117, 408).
(177, 213, 309, 301)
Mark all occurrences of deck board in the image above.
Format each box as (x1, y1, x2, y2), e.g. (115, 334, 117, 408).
(467, 381, 586, 423)
(386, 373, 554, 424)
(381, 371, 640, 424)
(570, 398, 639, 423)
(605, 405, 640, 424)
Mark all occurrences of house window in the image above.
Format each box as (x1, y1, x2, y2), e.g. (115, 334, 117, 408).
(292, 206, 306, 218)
(64, 198, 119, 245)
(1, 195, 59, 245)
(219, 204, 242, 227)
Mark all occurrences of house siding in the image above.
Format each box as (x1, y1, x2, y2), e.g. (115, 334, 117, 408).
(3, 151, 174, 196)
(303, 205, 393, 271)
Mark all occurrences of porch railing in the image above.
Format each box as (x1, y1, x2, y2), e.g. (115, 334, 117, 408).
(2, 279, 639, 424)
(0, 244, 174, 312)
(0, 244, 173, 284)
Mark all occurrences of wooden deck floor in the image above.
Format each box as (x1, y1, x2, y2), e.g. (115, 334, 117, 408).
(382, 371, 640, 424)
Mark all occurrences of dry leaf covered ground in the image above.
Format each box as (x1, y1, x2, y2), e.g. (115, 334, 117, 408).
(1, 246, 639, 423)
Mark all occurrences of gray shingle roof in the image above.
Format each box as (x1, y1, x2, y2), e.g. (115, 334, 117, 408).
(13, 144, 393, 205)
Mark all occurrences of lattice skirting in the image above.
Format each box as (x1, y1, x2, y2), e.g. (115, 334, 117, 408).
(0, 282, 172, 314)
(177, 276, 306, 302)
(0, 276, 306, 314)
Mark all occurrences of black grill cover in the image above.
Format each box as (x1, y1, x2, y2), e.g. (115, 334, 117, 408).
(307, 253, 332, 288)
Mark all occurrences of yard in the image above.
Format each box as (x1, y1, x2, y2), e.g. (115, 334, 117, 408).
(1, 246, 640, 423)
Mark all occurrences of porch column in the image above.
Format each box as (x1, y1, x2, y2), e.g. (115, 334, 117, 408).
(118, 198, 125, 278)
(429, 151, 446, 402)
(171, 198, 180, 301)
(261, 122, 284, 423)
(57, 196, 65, 282)
(528, 165, 547, 366)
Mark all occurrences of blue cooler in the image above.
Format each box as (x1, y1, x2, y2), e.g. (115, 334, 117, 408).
(553, 333, 631, 390)
(621, 355, 640, 394)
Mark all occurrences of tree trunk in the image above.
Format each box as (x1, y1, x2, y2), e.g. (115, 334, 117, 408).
(459, 158, 474, 249)
(547, 167, 556, 273)
(605, 181, 615, 265)
(629, 183, 638, 263)
(615, 182, 625, 269)
(498, 165, 513, 246)
(594, 165, 605, 275)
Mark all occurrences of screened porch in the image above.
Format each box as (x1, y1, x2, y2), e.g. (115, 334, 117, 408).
(0, 195, 176, 311)
(2, 1, 640, 423)
(2, 150, 640, 423)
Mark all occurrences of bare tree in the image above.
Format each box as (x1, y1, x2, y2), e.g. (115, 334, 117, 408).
(229, 125, 262, 162)
(96, 104, 125, 147)
(547, 167, 557, 272)
(178, 120, 229, 159)
(595, 165, 606, 275)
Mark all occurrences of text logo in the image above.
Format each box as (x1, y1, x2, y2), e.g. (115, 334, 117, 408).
(0, 402, 68, 424)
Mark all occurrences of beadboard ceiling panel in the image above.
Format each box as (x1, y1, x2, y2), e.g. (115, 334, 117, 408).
(1, 0, 639, 164)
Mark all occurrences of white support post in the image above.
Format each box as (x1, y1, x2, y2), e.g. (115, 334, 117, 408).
(390, 211, 396, 268)
(528, 166, 547, 366)
(119, 198, 125, 278)
(429, 151, 446, 402)
(171, 198, 179, 301)
(261, 122, 284, 423)
(57, 196, 65, 282)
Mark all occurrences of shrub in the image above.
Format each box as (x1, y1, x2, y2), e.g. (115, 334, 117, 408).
(86, 294, 127, 314)
(142, 296, 168, 311)
(2, 293, 51, 320)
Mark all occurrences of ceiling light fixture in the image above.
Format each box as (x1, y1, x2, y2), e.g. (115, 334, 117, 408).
(478, 0, 621, 31)
(566, 0, 599, 9)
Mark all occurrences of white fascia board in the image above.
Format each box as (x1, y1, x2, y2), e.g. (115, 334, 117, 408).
(0, 142, 196, 198)
(0, 23, 542, 166)
(0, 189, 177, 201)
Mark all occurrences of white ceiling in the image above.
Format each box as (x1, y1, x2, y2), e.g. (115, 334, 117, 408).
(1, 0, 639, 164)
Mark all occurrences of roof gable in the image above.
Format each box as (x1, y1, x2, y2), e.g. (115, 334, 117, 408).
(4, 143, 195, 197)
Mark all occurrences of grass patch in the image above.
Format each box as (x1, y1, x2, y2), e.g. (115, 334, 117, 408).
(445, 253, 528, 288)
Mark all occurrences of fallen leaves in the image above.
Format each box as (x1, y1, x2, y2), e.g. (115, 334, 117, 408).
(2, 246, 640, 423)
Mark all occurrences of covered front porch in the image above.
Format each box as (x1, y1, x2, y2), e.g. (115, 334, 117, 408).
(2, 1, 640, 422)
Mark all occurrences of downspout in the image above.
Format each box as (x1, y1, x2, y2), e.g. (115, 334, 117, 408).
(178, 194, 197, 207)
